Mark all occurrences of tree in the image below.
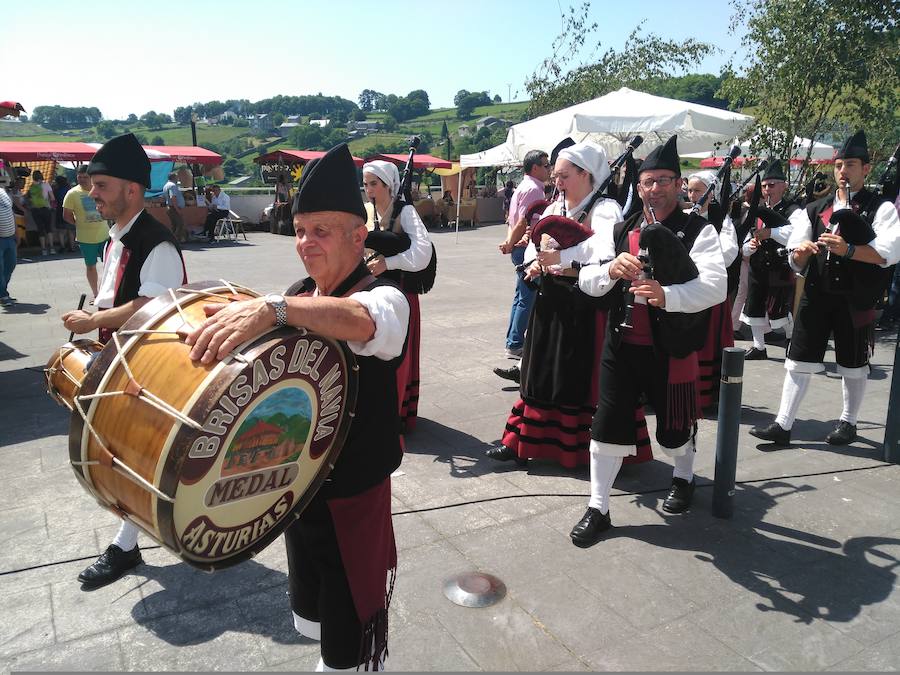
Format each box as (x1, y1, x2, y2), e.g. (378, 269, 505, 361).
(173, 106, 193, 124)
(358, 89, 384, 112)
(271, 112, 285, 127)
(457, 97, 477, 120)
(290, 124, 325, 149)
(126, 113, 138, 125)
(440, 120, 449, 139)
(31, 105, 102, 129)
(382, 114, 398, 132)
(493, 94, 502, 104)
(150, 135, 165, 146)
(223, 158, 243, 177)
(353, 109, 368, 121)
(140, 111, 166, 129)
(95, 120, 119, 139)
(525, 5, 712, 117)
(719, 0, 899, 183)
(453, 90, 471, 107)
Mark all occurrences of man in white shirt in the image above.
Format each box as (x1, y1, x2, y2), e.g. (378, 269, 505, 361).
(203, 184, 230, 243)
(61, 133, 186, 588)
(186, 143, 408, 671)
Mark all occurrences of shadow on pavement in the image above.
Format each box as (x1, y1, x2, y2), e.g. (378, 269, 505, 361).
(613, 479, 900, 626)
(1, 301, 51, 315)
(0, 366, 69, 445)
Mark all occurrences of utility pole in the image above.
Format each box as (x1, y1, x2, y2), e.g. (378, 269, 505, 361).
(506, 83, 512, 103)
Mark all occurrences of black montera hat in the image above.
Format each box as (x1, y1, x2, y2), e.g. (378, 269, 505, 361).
(640, 135, 680, 176)
(292, 144, 365, 221)
(761, 160, 786, 182)
(87, 133, 151, 188)
(836, 130, 870, 163)
(550, 137, 576, 166)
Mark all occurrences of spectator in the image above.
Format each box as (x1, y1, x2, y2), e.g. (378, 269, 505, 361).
(25, 170, 58, 255)
(162, 172, 187, 243)
(53, 175, 77, 252)
(203, 185, 230, 243)
(502, 180, 514, 219)
(63, 165, 110, 299)
(0, 169, 17, 306)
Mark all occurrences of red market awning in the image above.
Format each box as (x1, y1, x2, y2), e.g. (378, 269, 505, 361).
(144, 145, 223, 166)
(253, 149, 364, 167)
(0, 101, 26, 117)
(364, 153, 452, 170)
(0, 141, 223, 165)
(0, 141, 98, 161)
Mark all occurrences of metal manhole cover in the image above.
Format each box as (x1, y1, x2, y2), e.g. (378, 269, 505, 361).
(443, 572, 507, 608)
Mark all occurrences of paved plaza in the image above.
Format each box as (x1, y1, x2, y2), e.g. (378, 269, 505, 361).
(2, 224, 900, 672)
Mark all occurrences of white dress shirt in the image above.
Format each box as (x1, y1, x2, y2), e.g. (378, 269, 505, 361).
(94, 210, 184, 309)
(579, 216, 727, 313)
(312, 285, 410, 361)
(384, 205, 432, 272)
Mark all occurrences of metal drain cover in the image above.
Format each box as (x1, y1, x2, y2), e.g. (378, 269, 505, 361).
(443, 572, 507, 608)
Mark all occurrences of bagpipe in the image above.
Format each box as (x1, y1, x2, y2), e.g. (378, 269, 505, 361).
(365, 136, 438, 294)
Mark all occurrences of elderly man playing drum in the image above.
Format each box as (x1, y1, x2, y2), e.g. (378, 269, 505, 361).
(186, 143, 409, 672)
(62, 132, 186, 589)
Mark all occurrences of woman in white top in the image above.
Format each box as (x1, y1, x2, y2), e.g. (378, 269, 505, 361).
(362, 160, 434, 432)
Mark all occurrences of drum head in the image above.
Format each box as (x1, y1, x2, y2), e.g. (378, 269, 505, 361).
(158, 326, 358, 570)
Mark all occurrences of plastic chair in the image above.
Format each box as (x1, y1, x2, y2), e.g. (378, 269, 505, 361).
(214, 210, 248, 242)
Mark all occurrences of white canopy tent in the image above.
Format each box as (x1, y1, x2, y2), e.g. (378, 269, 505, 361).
(459, 87, 754, 169)
(682, 132, 835, 162)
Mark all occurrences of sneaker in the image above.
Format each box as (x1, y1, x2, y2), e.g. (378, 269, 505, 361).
(0, 296, 14, 307)
(41, 249, 48, 256)
(49, 248, 57, 254)
(504, 346, 523, 359)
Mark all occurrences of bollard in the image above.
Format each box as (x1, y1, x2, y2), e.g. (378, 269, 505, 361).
(884, 328, 900, 463)
(712, 347, 745, 519)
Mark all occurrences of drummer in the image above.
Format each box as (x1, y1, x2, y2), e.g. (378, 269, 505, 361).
(61, 132, 186, 589)
(185, 143, 409, 672)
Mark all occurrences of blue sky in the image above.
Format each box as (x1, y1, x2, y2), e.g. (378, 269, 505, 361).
(7, 1, 741, 120)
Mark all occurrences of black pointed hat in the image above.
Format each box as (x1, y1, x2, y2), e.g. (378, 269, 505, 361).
(291, 144, 365, 221)
(640, 135, 681, 176)
(550, 137, 575, 166)
(836, 130, 870, 163)
(87, 132, 151, 188)
(761, 159, 786, 182)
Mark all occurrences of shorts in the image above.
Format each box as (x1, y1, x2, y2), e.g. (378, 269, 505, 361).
(80, 241, 106, 267)
(31, 207, 52, 235)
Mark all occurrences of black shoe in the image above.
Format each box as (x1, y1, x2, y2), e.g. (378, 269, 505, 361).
(733, 328, 751, 341)
(662, 477, 695, 513)
(744, 347, 768, 360)
(765, 331, 788, 346)
(486, 445, 516, 461)
(749, 422, 791, 446)
(825, 420, 857, 445)
(570, 507, 611, 547)
(78, 544, 142, 588)
(492, 364, 520, 383)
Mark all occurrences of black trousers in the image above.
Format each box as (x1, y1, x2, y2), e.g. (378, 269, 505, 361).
(203, 209, 229, 238)
(744, 261, 794, 321)
(788, 292, 873, 369)
(592, 341, 694, 450)
(284, 494, 363, 669)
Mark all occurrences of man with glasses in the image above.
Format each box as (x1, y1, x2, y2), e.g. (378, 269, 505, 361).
(739, 160, 799, 360)
(750, 130, 900, 447)
(495, 149, 551, 379)
(567, 136, 727, 546)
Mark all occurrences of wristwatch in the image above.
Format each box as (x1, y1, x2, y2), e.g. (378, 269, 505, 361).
(265, 294, 288, 327)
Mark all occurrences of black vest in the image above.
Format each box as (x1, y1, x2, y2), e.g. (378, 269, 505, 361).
(286, 263, 405, 498)
(803, 189, 892, 310)
(113, 210, 186, 307)
(604, 209, 712, 358)
(750, 199, 799, 273)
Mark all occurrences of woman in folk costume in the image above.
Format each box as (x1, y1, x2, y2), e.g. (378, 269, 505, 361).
(488, 141, 652, 468)
(362, 159, 435, 433)
(685, 170, 738, 411)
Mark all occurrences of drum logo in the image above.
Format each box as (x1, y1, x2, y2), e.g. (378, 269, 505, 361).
(174, 334, 350, 563)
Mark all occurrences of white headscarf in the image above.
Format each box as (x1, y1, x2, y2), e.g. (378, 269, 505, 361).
(558, 141, 610, 188)
(688, 170, 718, 187)
(362, 160, 401, 198)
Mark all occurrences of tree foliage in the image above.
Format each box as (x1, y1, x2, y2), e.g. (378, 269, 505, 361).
(719, 0, 899, 182)
(140, 111, 172, 129)
(524, 5, 713, 117)
(31, 105, 102, 129)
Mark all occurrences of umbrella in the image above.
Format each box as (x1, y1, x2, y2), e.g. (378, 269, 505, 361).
(0, 101, 26, 118)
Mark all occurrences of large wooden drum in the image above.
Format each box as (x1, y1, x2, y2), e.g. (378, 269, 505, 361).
(68, 281, 358, 570)
(45, 339, 104, 410)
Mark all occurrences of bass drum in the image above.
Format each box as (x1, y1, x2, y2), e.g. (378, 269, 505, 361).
(69, 281, 358, 571)
(45, 339, 104, 410)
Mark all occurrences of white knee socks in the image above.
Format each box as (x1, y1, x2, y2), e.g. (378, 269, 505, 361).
(672, 443, 696, 481)
(588, 454, 623, 514)
(111, 520, 140, 552)
(774, 371, 812, 431)
(751, 324, 767, 350)
(316, 656, 385, 672)
(840, 376, 867, 425)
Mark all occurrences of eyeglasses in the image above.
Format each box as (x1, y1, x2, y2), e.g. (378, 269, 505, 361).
(639, 176, 678, 189)
(541, 162, 551, 168)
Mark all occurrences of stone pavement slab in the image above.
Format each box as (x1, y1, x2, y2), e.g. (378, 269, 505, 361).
(1, 227, 899, 671)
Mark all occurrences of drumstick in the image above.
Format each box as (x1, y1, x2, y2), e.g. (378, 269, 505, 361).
(68, 293, 87, 343)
